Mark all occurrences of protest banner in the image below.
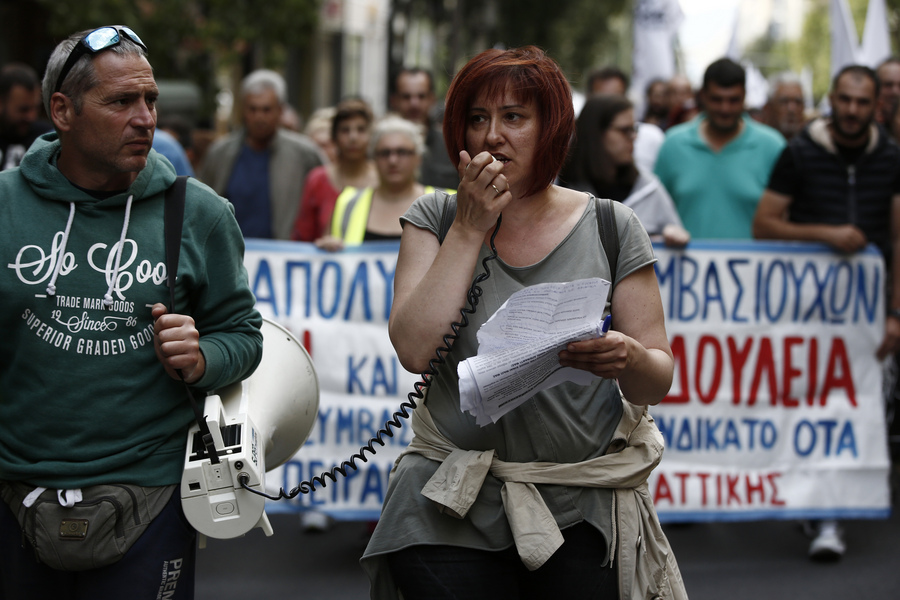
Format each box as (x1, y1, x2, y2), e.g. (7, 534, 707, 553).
(244, 239, 417, 519)
(651, 240, 891, 521)
(244, 238, 892, 522)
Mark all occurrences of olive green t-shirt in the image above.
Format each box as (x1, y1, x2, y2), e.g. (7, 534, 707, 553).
(362, 191, 656, 577)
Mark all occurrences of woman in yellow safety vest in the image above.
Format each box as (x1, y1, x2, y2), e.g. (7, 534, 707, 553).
(315, 115, 454, 251)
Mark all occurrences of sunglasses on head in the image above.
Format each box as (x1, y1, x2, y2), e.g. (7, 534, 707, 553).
(54, 26, 147, 95)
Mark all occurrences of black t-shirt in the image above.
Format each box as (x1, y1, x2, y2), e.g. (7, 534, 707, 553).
(71, 183, 127, 200)
(363, 230, 402, 242)
(834, 142, 867, 165)
(0, 120, 52, 171)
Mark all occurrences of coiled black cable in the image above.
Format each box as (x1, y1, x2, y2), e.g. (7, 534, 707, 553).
(239, 215, 502, 500)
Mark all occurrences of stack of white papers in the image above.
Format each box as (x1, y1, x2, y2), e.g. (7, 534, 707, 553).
(458, 278, 611, 426)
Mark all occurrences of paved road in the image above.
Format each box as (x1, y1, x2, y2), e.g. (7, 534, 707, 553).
(196, 466, 899, 599)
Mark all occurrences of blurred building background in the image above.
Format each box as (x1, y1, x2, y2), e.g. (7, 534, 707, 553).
(1, 0, 898, 132)
(0, 0, 635, 131)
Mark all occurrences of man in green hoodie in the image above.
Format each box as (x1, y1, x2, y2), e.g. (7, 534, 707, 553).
(0, 27, 262, 599)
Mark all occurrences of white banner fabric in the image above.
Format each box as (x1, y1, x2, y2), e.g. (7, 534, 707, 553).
(244, 238, 891, 522)
(650, 240, 890, 521)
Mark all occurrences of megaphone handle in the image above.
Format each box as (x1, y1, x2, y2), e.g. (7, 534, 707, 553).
(179, 369, 220, 465)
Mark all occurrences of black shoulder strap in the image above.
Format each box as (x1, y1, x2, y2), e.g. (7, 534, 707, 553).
(164, 175, 188, 312)
(163, 175, 220, 464)
(595, 196, 619, 286)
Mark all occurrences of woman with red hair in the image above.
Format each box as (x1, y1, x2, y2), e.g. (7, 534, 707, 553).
(362, 46, 685, 600)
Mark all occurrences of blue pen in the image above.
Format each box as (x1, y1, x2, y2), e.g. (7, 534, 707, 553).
(601, 314, 612, 335)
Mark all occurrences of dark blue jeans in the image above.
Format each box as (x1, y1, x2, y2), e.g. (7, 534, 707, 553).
(0, 486, 196, 600)
(387, 521, 618, 600)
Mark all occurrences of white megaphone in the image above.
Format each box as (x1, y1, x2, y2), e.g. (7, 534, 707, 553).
(180, 318, 319, 540)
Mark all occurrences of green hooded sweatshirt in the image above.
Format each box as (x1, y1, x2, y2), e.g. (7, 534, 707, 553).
(0, 133, 262, 488)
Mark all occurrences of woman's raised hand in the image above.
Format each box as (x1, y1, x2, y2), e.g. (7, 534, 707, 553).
(455, 150, 511, 234)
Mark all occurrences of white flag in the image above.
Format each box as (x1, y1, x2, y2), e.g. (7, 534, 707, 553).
(631, 0, 684, 116)
(718, 6, 768, 110)
(744, 62, 770, 109)
(725, 6, 741, 62)
(830, 0, 860, 77)
(831, 0, 892, 77)
(860, 0, 891, 68)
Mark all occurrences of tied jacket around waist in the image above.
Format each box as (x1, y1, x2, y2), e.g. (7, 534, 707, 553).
(363, 397, 688, 600)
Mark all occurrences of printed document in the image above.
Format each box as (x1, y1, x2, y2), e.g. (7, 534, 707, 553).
(458, 278, 611, 426)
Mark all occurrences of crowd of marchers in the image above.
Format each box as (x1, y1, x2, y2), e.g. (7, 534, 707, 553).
(2, 36, 900, 598)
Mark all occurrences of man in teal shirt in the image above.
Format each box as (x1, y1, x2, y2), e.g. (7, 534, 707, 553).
(654, 58, 785, 239)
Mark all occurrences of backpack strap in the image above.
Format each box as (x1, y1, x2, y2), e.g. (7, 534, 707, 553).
(163, 176, 220, 465)
(595, 196, 619, 287)
(164, 175, 188, 312)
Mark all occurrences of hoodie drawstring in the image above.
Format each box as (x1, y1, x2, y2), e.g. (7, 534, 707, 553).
(46, 195, 135, 308)
(103, 194, 134, 308)
(46, 202, 75, 296)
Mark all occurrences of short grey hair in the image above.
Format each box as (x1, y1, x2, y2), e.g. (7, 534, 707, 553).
(767, 71, 803, 101)
(241, 69, 287, 105)
(369, 115, 425, 157)
(42, 26, 148, 117)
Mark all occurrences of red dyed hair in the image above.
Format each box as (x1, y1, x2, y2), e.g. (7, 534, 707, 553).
(443, 46, 575, 197)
